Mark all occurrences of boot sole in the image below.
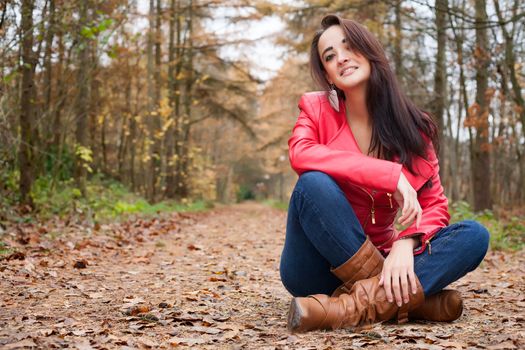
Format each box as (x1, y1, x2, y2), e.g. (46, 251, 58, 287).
(287, 298, 304, 333)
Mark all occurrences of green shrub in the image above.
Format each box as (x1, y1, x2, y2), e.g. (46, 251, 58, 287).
(450, 201, 524, 251)
(236, 185, 255, 202)
(28, 173, 210, 222)
(262, 199, 288, 211)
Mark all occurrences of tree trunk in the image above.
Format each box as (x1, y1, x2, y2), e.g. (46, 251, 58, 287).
(43, 0, 55, 146)
(433, 0, 448, 172)
(393, 1, 403, 83)
(471, 0, 492, 211)
(494, 0, 525, 204)
(165, 0, 181, 198)
(448, 2, 473, 203)
(174, 0, 193, 199)
(19, 0, 37, 205)
(74, 0, 90, 196)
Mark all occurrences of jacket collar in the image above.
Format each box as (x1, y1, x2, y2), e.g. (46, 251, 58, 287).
(327, 97, 434, 191)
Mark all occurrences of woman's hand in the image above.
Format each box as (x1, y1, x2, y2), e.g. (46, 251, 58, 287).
(394, 172, 422, 228)
(379, 238, 418, 306)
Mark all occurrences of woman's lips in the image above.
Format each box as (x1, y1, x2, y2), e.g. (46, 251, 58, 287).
(340, 66, 358, 77)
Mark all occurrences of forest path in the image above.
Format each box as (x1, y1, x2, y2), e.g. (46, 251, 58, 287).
(1, 202, 523, 349)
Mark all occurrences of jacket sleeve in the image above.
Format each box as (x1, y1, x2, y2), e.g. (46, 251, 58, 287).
(394, 140, 450, 255)
(288, 93, 403, 193)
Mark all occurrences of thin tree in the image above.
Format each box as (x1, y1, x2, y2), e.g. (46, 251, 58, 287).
(471, 0, 492, 210)
(74, 0, 90, 196)
(19, 0, 37, 205)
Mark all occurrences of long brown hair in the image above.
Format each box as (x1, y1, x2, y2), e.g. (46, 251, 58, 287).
(310, 14, 438, 174)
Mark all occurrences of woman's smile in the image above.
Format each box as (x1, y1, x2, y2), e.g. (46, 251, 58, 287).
(340, 66, 358, 77)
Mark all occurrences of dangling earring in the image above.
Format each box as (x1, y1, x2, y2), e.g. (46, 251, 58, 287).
(328, 83, 339, 112)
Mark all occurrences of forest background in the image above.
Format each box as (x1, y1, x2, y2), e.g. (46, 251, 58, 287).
(1, 0, 524, 251)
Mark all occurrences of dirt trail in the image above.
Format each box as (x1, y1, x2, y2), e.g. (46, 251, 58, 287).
(1, 202, 523, 349)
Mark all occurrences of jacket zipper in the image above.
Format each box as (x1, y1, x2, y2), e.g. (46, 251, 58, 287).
(357, 188, 394, 225)
(426, 239, 432, 254)
(357, 186, 376, 224)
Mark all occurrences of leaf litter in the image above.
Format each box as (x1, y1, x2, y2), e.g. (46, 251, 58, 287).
(0, 202, 523, 349)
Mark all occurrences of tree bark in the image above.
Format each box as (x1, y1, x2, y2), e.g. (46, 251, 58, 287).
(393, 1, 403, 83)
(74, 0, 90, 196)
(471, 0, 492, 211)
(165, 0, 181, 198)
(433, 0, 448, 171)
(494, 0, 525, 204)
(19, 0, 37, 205)
(174, 0, 193, 199)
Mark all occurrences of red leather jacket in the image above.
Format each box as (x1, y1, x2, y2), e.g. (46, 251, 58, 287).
(288, 92, 450, 255)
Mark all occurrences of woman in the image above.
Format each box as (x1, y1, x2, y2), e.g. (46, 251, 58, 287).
(279, 14, 489, 333)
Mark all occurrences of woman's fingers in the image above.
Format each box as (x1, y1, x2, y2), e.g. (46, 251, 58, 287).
(400, 192, 410, 221)
(383, 270, 393, 303)
(400, 271, 409, 304)
(391, 271, 402, 306)
(398, 191, 422, 227)
(408, 269, 418, 295)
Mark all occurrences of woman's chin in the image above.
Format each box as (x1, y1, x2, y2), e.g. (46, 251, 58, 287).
(335, 78, 367, 92)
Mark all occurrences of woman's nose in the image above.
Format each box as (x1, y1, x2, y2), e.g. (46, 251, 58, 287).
(337, 51, 350, 65)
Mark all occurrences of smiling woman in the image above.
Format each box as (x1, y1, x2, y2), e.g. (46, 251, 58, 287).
(278, 14, 490, 333)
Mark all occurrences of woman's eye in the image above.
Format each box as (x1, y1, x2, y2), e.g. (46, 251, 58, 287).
(325, 54, 334, 62)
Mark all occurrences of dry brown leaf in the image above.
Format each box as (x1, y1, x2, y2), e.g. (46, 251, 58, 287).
(137, 336, 159, 348)
(73, 259, 88, 268)
(438, 340, 468, 349)
(124, 305, 150, 316)
(3, 339, 38, 349)
(169, 337, 207, 346)
(188, 325, 222, 334)
(487, 341, 518, 350)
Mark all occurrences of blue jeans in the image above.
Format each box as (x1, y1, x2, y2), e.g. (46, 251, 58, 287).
(279, 171, 490, 297)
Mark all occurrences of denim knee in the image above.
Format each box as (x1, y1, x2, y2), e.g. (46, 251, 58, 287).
(462, 220, 490, 267)
(295, 171, 339, 197)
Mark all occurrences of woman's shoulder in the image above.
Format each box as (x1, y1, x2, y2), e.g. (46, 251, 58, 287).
(298, 91, 330, 113)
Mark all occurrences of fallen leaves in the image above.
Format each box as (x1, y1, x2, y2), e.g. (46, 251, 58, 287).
(73, 259, 88, 269)
(124, 305, 150, 316)
(1, 203, 524, 349)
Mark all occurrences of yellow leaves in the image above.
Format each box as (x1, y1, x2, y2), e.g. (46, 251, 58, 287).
(75, 145, 93, 173)
(176, 71, 188, 80)
(158, 97, 172, 119)
(97, 114, 105, 126)
(161, 118, 174, 133)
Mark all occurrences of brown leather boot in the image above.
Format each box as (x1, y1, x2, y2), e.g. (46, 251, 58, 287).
(408, 289, 463, 322)
(329, 237, 463, 322)
(287, 274, 425, 333)
(330, 238, 383, 297)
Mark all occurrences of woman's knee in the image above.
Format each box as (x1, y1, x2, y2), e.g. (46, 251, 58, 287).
(462, 220, 490, 261)
(295, 171, 339, 197)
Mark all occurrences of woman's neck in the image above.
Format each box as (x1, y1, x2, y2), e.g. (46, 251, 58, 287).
(343, 85, 370, 126)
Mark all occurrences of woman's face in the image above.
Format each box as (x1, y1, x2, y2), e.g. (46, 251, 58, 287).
(318, 25, 371, 91)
